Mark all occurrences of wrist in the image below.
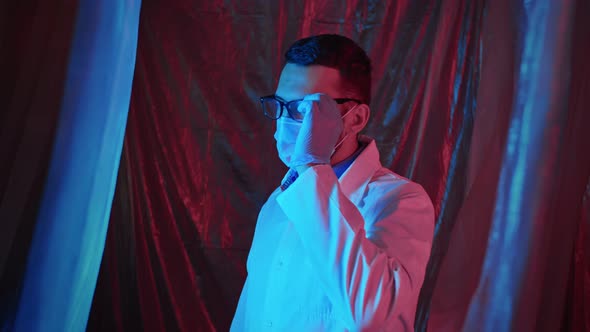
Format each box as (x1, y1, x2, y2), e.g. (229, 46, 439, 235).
(295, 163, 325, 175)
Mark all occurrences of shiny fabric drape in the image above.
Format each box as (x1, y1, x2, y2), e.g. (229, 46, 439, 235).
(1, 1, 77, 326)
(88, 0, 590, 331)
(0, 0, 140, 330)
(9, 0, 141, 331)
(428, 1, 590, 331)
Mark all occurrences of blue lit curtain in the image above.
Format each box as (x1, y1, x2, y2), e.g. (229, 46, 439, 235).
(425, 0, 590, 331)
(1, 0, 141, 331)
(460, 0, 590, 331)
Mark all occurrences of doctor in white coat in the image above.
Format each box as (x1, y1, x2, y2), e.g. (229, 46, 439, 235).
(231, 34, 435, 332)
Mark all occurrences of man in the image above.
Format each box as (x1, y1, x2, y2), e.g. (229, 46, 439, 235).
(231, 34, 434, 331)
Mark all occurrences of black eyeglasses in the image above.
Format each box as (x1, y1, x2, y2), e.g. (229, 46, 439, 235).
(260, 95, 362, 121)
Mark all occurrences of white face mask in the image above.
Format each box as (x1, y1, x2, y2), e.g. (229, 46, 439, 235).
(274, 104, 359, 168)
(274, 115, 301, 168)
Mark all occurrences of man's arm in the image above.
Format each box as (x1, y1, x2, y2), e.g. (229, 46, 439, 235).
(276, 165, 434, 330)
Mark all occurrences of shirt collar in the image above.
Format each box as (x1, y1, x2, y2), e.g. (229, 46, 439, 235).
(332, 140, 366, 179)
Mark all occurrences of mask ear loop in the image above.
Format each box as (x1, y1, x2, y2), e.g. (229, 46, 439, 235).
(341, 103, 359, 119)
(330, 103, 360, 157)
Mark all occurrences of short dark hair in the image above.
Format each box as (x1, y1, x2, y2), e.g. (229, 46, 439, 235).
(284, 34, 372, 105)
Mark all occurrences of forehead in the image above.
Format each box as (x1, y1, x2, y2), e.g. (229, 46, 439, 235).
(275, 63, 342, 101)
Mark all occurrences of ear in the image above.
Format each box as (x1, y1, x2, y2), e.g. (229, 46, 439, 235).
(346, 104, 370, 135)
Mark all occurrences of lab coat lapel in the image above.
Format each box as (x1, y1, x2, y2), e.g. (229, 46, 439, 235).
(337, 136, 382, 207)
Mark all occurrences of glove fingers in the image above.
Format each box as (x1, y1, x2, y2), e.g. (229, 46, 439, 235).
(291, 94, 343, 166)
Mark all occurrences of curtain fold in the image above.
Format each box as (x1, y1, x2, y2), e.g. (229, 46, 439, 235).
(2, 0, 142, 331)
(427, 0, 590, 331)
(461, 0, 586, 330)
(0, 1, 78, 326)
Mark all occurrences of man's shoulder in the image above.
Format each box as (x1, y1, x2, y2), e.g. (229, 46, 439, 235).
(363, 167, 435, 232)
(367, 166, 428, 197)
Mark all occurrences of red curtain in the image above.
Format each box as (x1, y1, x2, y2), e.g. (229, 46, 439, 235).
(87, 0, 590, 331)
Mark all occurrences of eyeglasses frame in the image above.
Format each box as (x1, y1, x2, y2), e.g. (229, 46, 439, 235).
(260, 94, 363, 120)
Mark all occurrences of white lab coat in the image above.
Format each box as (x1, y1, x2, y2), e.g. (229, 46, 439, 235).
(231, 136, 434, 331)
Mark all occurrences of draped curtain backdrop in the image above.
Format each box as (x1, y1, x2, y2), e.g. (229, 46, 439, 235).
(0, 0, 575, 331)
(1, 0, 140, 331)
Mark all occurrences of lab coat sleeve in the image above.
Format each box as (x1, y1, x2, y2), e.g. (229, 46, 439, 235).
(230, 277, 248, 332)
(275, 164, 434, 330)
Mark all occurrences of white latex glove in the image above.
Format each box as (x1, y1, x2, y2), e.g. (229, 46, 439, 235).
(290, 93, 343, 167)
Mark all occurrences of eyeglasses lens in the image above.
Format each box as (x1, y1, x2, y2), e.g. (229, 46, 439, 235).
(262, 99, 281, 119)
(286, 101, 305, 121)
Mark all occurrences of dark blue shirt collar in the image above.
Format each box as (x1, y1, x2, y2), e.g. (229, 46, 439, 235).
(333, 141, 367, 178)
